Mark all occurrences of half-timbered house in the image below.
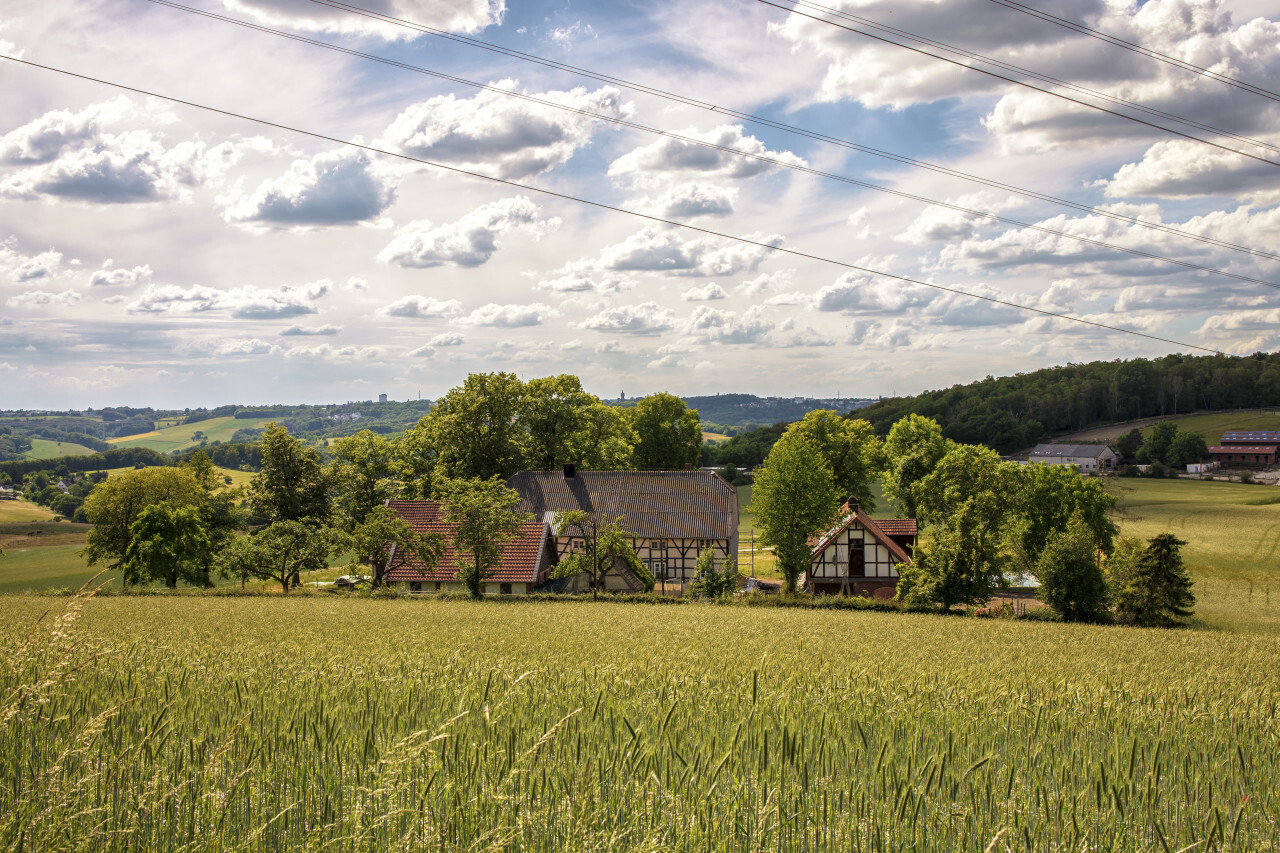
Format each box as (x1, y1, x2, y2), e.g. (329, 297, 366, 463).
(803, 502, 916, 597)
(382, 500, 559, 595)
(507, 466, 739, 590)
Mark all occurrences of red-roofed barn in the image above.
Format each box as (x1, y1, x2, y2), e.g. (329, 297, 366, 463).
(383, 500, 559, 595)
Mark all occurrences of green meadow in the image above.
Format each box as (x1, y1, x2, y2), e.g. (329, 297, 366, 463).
(106, 415, 274, 454)
(20, 437, 98, 459)
(1143, 411, 1280, 444)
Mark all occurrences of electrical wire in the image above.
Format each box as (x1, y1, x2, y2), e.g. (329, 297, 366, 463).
(768, 0, 1280, 166)
(139, 0, 1280, 289)
(285, 0, 1280, 266)
(0, 53, 1225, 355)
(985, 0, 1280, 104)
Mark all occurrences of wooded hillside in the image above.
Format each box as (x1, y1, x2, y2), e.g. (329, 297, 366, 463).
(855, 353, 1280, 453)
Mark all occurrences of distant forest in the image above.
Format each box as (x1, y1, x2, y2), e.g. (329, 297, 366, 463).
(856, 352, 1280, 453)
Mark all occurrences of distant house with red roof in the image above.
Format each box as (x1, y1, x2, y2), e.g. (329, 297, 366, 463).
(803, 501, 917, 597)
(383, 500, 559, 596)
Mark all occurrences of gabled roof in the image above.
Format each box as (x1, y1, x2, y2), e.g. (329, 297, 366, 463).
(810, 502, 913, 564)
(1028, 443, 1116, 459)
(383, 500, 556, 584)
(507, 470, 738, 540)
(1209, 445, 1278, 453)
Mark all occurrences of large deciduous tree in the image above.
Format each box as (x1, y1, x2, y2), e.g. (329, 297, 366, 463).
(123, 504, 211, 589)
(751, 432, 841, 594)
(82, 467, 209, 577)
(436, 476, 531, 599)
(629, 393, 701, 470)
(785, 410, 883, 512)
(214, 521, 350, 594)
(329, 430, 398, 529)
(1033, 514, 1109, 623)
(248, 424, 331, 525)
(522, 375, 595, 471)
(427, 373, 528, 482)
(881, 414, 949, 520)
(1012, 461, 1117, 570)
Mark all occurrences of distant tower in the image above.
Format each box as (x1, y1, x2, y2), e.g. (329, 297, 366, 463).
(378, 393, 388, 403)
(620, 390, 626, 401)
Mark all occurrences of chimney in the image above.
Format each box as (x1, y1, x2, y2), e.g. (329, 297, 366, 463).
(848, 498, 860, 514)
(563, 463, 576, 479)
(684, 463, 692, 471)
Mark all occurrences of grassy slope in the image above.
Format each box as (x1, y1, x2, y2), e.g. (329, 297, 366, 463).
(107, 416, 274, 454)
(21, 438, 98, 459)
(0, 498, 57, 525)
(1140, 411, 1280, 444)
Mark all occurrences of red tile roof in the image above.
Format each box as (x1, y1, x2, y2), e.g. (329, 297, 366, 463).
(873, 518, 918, 537)
(383, 500, 557, 584)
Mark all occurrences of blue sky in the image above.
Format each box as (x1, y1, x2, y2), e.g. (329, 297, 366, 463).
(2, 0, 1279, 408)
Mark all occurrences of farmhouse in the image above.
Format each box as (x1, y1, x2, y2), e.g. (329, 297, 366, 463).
(382, 500, 559, 595)
(1027, 443, 1118, 472)
(803, 501, 916, 597)
(508, 466, 739, 590)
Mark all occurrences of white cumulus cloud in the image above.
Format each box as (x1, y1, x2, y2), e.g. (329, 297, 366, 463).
(222, 149, 397, 229)
(378, 196, 558, 268)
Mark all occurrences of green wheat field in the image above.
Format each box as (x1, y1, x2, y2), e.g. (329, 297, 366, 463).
(3, 595, 1278, 852)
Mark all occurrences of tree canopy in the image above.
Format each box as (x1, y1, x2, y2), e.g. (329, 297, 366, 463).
(436, 476, 532, 599)
(751, 432, 841, 594)
(628, 393, 702, 470)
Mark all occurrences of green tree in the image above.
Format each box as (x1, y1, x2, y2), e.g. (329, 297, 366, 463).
(247, 424, 331, 525)
(629, 393, 701, 470)
(329, 430, 398, 529)
(214, 521, 349, 594)
(915, 443, 1019, 528)
(1113, 533, 1196, 627)
(785, 411, 883, 512)
(552, 511, 652, 599)
(897, 497, 1009, 608)
(82, 467, 208, 577)
(437, 476, 532, 599)
(1114, 428, 1143, 460)
(690, 548, 739, 599)
(122, 504, 211, 589)
(881, 414, 949, 519)
(1167, 431, 1209, 469)
(752, 432, 841, 593)
(395, 419, 439, 500)
(522, 375, 596, 470)
(566, 402, 636, 470)
(350, 505, 444, 588)
(1033, 515, 1109, 622)
(1013, 462, 1117, 569)
(420, 373, 528, 481)
(1143, 421, 1179, 463)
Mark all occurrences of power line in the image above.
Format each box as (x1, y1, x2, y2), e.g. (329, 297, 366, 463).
(141, 0, 1280, 288)
(0, 54, 1225, 356)
(284, 0, 1280, 266)
(768, 0, 1280, 166)
(985, 0, 1280, 104)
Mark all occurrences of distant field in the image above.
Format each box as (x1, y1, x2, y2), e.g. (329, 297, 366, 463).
(701, 431, 729, 442)
(1106, 477, 1280, 633)
(21, 438, 97, 459)
(1140, 411, 1280, 444)
(1058, 409, 1280, 443)
(107, 416, 274, 454)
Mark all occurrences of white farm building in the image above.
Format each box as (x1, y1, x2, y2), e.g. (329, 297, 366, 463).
(1027, 443, 1119, 472)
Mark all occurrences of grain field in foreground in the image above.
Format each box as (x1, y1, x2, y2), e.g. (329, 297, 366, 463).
(2, 596, 1278, 852)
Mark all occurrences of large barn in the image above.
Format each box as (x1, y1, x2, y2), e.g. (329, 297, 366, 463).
(803, 502, 917, 597)
(1027, 444, 1119, 472)
(508, 466, 739, 590)
(382, 500, 559, 595)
